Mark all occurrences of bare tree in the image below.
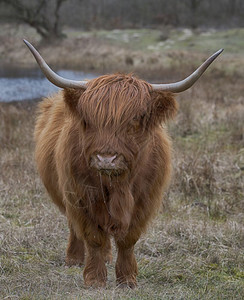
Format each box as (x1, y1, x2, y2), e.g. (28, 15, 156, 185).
(0, 0, 243, 32)
(0, 0, 68, 41)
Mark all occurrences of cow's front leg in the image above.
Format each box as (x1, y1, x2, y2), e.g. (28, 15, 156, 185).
(83, 233, 109, 287)
(66, 203, 109, 287)
(115, 230, 140, 288)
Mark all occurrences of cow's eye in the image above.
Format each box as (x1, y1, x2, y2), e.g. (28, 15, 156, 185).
(127, 117, 141, 133)
(82, 118, 88, 130)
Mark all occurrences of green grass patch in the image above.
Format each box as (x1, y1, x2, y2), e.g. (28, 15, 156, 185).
(81, 27, 244, 55)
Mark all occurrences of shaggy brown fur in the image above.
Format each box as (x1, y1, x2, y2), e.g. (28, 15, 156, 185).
(34, 73, 178, 288)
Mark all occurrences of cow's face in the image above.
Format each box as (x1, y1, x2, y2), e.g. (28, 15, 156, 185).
(81, 111, 150, 177)
(64, 74, 177, 177)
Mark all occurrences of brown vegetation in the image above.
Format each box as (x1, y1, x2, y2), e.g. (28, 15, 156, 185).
(1, 24, 243, 79)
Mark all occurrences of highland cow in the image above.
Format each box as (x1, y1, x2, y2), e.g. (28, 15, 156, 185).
(24, 40, 223, 288)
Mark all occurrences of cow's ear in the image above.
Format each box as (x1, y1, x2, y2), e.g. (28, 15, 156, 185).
(150, 91, 178, 124)
(63, 88, 85, 115)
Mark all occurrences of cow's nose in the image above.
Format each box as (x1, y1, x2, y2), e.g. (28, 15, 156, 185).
(96, 154, 117, 165)
(90, 153, 127, 174)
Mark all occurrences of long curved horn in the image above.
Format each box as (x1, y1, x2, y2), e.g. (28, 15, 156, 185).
(23, 40, 87, 89)
(151, 49, 224, 93)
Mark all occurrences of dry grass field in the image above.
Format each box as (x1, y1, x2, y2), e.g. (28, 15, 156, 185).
(1, 24, 244, 78)
(0, 25, 244, 299)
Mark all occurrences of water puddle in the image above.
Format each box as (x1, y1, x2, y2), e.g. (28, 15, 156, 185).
(0, 66, 97, 102)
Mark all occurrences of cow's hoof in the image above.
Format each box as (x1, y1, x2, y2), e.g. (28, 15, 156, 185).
(84, 278, 106, 288)
(117, 280, 137, 289)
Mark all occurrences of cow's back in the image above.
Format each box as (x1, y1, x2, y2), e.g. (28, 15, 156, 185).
(35, 92, 66, 213)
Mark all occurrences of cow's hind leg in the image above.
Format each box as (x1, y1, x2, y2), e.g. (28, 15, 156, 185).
(115, 232, 140, 288)
(66, 223, 85, 266)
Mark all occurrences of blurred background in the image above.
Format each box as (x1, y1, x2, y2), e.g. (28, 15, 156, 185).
(0, 0, 243, 100)
(0, 1, 243, 299)
(1, 0, 244, 36)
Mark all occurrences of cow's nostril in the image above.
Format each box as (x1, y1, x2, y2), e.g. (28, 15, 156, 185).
(110, 155, 117, 163)
(96, 154, 102, 162)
